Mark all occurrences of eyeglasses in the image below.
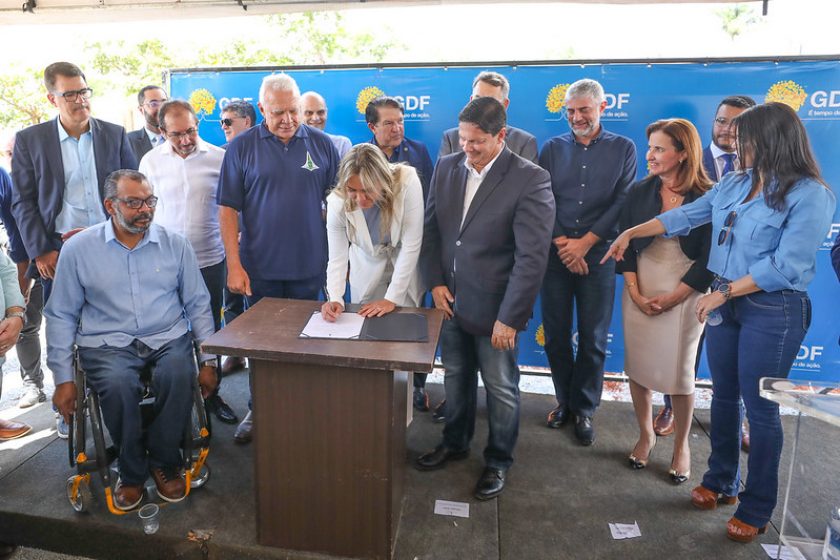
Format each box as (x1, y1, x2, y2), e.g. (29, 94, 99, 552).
(714, 117, 735, 127)
(165, 128, 197, 140)
(717, 210, 737, 245)
(54, 88, 93, 101)
(114, 195, 158, 210)
(220, 118, 241, 127)
(143, 100, 165, 108)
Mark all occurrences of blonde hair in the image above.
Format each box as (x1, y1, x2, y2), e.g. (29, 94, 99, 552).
(333, 143, 407, 235)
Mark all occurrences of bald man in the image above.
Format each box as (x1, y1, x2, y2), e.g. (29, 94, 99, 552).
(301, 91, 352, 158)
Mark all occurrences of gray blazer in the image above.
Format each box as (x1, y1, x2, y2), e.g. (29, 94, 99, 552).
(438, 125, 539, 164)
(11, 117, 137, 260)
(128, 128, 154, 162)
(421, 147, 555, 336)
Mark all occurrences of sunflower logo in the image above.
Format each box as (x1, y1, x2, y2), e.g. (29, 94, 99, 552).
(546, 83, 571, 114)
(356, 86, 386, 115)
(535, 323, 546, 347)
(189, 89, 217, 118)
(765, 81, 808, 112)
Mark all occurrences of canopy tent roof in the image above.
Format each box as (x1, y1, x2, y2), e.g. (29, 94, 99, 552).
(0, 0, 764, 25)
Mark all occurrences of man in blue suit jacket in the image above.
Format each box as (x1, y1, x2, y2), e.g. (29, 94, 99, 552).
(416, 97, 554, 500)
(701, 95, 756, 182)
(11, 61, 137, 288)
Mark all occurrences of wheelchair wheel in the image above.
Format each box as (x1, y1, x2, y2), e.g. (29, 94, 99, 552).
(87, 392, 112, 487)
(190, 463, 210, 489)
(66, 476, 93, 513)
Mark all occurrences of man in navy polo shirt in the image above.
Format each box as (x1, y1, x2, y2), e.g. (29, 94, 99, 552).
(365, 95, 435, 412)
(217, 73, 339, 444)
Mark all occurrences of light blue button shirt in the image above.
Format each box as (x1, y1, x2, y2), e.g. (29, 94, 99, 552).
(0, 250, 26, 369)
(658, 170, 836, 293)
(55, 118, 106, 234)
(44, 221, 215, 385)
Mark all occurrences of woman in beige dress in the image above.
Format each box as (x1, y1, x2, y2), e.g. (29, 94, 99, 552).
(618, 119, 714, 483)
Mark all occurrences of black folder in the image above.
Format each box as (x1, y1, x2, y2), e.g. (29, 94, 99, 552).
(359, 312, 428, 342)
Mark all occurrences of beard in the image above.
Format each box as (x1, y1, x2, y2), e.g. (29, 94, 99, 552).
(114, 207, 153, 234)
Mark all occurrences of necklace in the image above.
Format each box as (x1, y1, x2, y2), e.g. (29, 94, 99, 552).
(663, 187, 683, 204)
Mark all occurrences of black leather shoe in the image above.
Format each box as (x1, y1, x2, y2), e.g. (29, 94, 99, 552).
(415, 445, 469, 471)
(206, 394, 238, 424)
(574, 415, 595, 446)
(546, 405, 569, 429)
(432, 399, 447, 423)
(475, 467, 506, 500)
(0, 543, 17, 559)
(413, 387, 429, 412)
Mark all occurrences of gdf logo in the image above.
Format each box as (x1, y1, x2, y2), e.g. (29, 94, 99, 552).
(393, 95, 430, 111)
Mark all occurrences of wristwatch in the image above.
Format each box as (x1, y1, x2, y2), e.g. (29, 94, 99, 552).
(717, 282, 732, 300)
(5, 310, 25, 324)
(200, 359, 217, 368)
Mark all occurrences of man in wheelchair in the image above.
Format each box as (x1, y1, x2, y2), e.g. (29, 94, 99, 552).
(46, 169, 218, 511)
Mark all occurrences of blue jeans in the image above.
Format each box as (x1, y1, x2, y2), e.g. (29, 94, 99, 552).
(540, 249, 615, 417)
(702, 288, 810, 528)
(440, 319, 521, 471)
(78, 332, 196, 485)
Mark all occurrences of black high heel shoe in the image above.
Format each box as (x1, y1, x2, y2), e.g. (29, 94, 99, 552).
(669, 454, 690, 484)
(627, 437, 656, 470)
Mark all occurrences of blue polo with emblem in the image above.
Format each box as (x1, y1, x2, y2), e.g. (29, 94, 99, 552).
(218, 123, 339, 281)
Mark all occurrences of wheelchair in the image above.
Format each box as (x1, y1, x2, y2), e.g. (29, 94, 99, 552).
(65, 340, 211, 515)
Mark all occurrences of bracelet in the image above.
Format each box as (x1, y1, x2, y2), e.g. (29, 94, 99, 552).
(625, 281, 637, 289)
(5, 311, 25, 324)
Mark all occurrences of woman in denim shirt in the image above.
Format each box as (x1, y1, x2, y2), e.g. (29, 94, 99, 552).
(604, 102, 836, 543)
(0, 248, 27, 442)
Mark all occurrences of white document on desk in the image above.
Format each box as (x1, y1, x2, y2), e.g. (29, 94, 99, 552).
(300, 311, 365, 339)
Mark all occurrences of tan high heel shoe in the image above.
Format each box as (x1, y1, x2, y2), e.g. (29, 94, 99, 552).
(690, 485, 737, 510)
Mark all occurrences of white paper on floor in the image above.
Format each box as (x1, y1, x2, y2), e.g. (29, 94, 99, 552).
(434, 500, 470, 518)
(609, 521, 641, 540)
(761, 543, 807, 560)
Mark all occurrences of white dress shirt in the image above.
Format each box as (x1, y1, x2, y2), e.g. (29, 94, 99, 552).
(139, 138, 225, 268)
(709, 142, 739, 180)
(461, 142, 505, 227)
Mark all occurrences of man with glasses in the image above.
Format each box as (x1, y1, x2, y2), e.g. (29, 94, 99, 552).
(301, 91, 352, 158)
(218, 73, 339, 444)
(128, 86, 168, 161)
(652, 94, 757, 445)
(48, 169, 217, 511)
(11, 61, 136, 437)
(365, 96, 434, 412)
(220, 100, 257, 149)
(139, 99, 236, 426)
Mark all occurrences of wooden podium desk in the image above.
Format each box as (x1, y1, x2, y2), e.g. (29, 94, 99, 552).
(202, 298, 444, 560)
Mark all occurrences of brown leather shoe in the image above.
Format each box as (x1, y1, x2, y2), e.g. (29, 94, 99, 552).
(653, 407, 675, 436)
(690, 484, 737, 510)
(726, 516, 767, 543)
(221, 356, 246, 376)
(114, 479, 144, 511)
(0, 418, 31, 441)
(150, 467, 186, 503)
(741, 419, 750, 452)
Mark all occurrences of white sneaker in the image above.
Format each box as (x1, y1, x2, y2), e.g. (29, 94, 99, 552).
(55, 415, 70, 439)
(18, 386, 46, 409)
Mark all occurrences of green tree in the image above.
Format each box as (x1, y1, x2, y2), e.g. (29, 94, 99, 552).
(85, 38, 176, 96)
(717, 3, 760, 40)
(0, 66, 53, 128)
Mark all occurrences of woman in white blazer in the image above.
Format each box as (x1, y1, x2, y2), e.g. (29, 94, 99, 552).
(321, 143, 425, 321)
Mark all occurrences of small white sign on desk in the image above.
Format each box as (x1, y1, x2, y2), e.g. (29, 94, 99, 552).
(434, 500, 470, 518)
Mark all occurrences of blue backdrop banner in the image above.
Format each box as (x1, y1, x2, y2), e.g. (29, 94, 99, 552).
(170, 60, 840, 382)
